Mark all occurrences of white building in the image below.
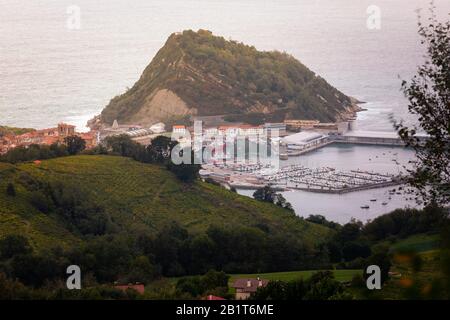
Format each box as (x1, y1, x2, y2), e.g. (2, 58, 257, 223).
(172, 125, 187, 134)
(150, 122, 166, 134)
(282, 131, 328, 151)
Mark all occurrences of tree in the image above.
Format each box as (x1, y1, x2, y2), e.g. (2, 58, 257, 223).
(336, 221, 362, 243)
(10, 253, 60, 287)
(125, 256, 157, 284)
(176, 270, 229, 298)
(304, 271, 347, 300)
(166, 148, 200, 183)
(202, 270, 229, 290)
(306, 215, 340, 229)
(147, 136, 176, 163)
(104, 134, 138, 157)
(64, 135, 86, 155)
(363, 246, 391, 286)
(394, 7, 450, 206)
(342, 242, 371, 262)
(253, 186, 293, 211)
(6, 183, 15, 197)
(0, 235, 32, 260)
(49, 181, 110, 236)
(253, 186, 276, 203)
(176, 276, 204, 297)
(0, 143, 68, 163)
(275, 193, 294, 212)
(0, 272, 34, 299)
(251, 271, 349, 300)
(29, 191, 53, 214)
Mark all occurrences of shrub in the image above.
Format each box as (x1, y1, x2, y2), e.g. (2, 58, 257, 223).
(6, 183, 15, 196)
(29, 191, 53, 214)
(0, 235, 32, 260)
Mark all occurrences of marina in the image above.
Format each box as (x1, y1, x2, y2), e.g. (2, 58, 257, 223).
(232, 144, 418, 223)
(201, 161, 402, 194)
(200, 130, 411, 195)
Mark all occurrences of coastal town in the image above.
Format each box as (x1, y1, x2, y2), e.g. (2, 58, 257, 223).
(0, 116, 408, 200)
(0, 123, 98, 154)
(0, 118, 313, 155)
(0, 116, 356, 155)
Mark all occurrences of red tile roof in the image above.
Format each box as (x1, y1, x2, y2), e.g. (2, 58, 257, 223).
(203, 295, 226, 300)
(114, 284, 145, 295)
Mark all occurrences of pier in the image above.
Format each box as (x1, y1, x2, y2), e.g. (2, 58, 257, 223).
(280, 130, 424, 158)
(331, 131, 406, 146)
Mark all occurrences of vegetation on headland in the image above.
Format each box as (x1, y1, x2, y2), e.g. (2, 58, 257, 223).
(99, 29, 356, 126)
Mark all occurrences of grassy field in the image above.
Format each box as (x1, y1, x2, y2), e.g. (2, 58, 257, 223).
(389, 234, 440, 253)
(229, 269, 362, 284)
(0, 155, 331, 250)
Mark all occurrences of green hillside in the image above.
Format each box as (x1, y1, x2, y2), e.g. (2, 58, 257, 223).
(0, 125, 34, 136)
(99, 30, 358, 127)
(0, 155, 329, 251)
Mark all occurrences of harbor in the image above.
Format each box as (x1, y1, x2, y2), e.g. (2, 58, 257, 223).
(201, 162, 403, 194)
(234, 144, 419, 224)
(200, 129, 412, 195)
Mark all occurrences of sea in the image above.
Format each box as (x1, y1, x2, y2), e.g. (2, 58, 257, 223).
(1, 0, 449, 223)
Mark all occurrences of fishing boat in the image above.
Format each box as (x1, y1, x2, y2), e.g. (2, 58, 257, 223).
(382, 202, 388, 205)
(361, 205, 370, 209)
(370, 199, 377, 202)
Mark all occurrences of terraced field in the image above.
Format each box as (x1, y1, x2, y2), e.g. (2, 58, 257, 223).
(0, 155, 331, 250)
(0, 162, 79, 249)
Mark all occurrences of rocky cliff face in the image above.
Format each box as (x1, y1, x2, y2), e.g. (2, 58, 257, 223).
(98, 30, 359, 127)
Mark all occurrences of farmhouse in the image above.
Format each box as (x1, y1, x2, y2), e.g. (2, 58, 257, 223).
(231, 278, 269, 300)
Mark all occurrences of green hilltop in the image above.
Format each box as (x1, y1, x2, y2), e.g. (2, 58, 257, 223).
(0, 155, 329, 251)
(99, 30, 358, 127)
(0, 126, 35, 136)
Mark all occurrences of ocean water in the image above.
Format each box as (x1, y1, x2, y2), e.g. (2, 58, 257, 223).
(1, 0, 449, 132)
